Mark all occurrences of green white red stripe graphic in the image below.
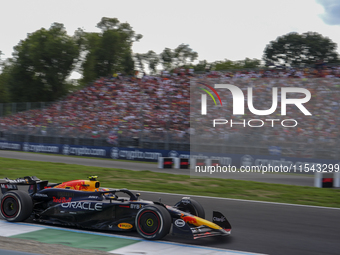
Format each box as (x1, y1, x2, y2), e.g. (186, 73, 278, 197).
(198, 83, 222, 115)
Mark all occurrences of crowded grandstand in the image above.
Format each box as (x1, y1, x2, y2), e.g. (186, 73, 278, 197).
(0, 64, 339, 159)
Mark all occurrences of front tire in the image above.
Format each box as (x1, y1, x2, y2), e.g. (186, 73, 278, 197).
(0, 190, 33, 222)
(135, 204, 171, 240)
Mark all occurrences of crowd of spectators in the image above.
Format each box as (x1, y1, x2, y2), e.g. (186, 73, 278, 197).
(0, 75, 191, 143)
(0, 64, 339, 153)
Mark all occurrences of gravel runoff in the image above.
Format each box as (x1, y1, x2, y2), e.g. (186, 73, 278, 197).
(0, 237, 115, 255)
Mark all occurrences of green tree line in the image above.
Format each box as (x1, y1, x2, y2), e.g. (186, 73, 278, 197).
(0, 17, 339, 103)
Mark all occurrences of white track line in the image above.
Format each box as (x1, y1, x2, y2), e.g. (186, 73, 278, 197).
(133, 190, 340, 210)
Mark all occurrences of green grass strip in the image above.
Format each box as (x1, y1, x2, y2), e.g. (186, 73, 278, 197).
(1, 157, 340, 208)
(10, 229, 139, 251)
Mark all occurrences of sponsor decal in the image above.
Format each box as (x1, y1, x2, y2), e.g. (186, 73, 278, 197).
(63, 144, 106, 157)
(110, 147, 119, 159)
(110, 148, 162, 160)
(168, 150, 179, 158)
(130, 204, 141, 209)
(22, 143, 59, 153)
(180, 213, 221, 230)
(62, 145, 70, 155)
(55, 180, 88, 191)
(23, 142, 29, 152)
(181, 197, 191, 205)
(6, 179, 26, 184)
(213, 216, 226, 222)
(61, 202, 103, 211)
(174, 219, 186, 228)
(53, 197, 72, 203)
(118, 223, 133, 230)
(0, 142, 21, 150)
(241, 155, 254, 167)
(88, 196, 99, 199)
(0, 184, 17, 189)
(180, 214, 198, 225)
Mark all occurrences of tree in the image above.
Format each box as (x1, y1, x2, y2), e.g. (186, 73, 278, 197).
(192, 60, 209, 72)
(213, 59, 239, 70)
(236, 58, 261, 69)
(173, 44, 198, 67)
(160, 44, 198, 71)
(0, 60, 11, 103)
(134, 50, 160, 74)
(211, 58, 261, 71)
(79, 17, 142, 84)
(8, 23, 79, 102)
(160, 48, 174, 71)
(77, 32, 101, 84)
(263, 32, 339, 67)
(134, 53, 146, 73)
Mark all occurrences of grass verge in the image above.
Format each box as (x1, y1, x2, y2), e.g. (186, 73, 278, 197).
(1, 157, 339, 208)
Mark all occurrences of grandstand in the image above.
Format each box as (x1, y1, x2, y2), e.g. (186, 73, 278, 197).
(0, 65, 340, 159)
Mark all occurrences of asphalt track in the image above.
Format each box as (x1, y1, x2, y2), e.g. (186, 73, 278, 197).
(1, 151, 340, 254)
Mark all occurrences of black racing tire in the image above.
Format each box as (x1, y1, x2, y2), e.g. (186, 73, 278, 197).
(174, 198, 205, 219)
(0, 190, 33, 222)
(135, 204, 171, 240)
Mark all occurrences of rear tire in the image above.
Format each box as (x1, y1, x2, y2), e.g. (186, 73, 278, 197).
(174, 198, 205, 218)
(135, 204, 171, 240)
(0, 190, 33, 222)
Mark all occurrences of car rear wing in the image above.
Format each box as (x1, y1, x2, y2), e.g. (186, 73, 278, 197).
(0, 176, 49, 194)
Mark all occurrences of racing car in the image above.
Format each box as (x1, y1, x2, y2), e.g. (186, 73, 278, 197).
(0, 176, 231, 240)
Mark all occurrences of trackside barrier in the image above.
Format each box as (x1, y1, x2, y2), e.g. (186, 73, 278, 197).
(334, 172, 340, 188)
(190, 158, 207, 169)
(314, 172, 340, 188)
(175, 158, 189, 169)
(158, 157, 174, 168)
(1, 141, 339, 170)
(206, 159, 220, 167)
(191, 158, 220, 169)
(158, 157, 190, 169)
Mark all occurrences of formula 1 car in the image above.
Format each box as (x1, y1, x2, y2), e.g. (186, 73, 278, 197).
(0, 176, 231, 240)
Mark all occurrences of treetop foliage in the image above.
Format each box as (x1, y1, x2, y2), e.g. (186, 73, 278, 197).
(263, 31, 339, 67)
(0, 20, 339, 103)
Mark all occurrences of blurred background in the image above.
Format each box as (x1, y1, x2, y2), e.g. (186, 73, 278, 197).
(0, 8, 339, 161)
